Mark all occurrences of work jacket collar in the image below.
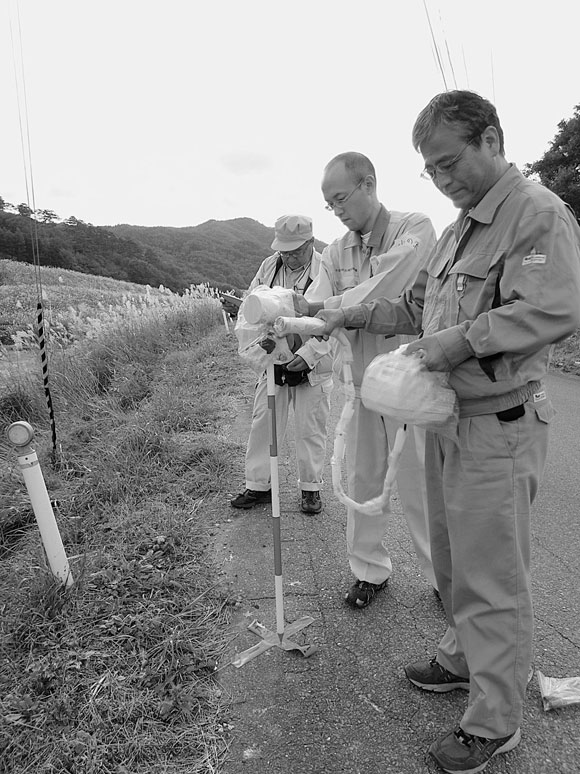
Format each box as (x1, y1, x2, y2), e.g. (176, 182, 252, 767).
(343, 204, 391, 249)
(456, 164, 522, 236)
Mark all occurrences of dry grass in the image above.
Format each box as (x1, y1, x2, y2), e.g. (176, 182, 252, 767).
(0, 297, 246, 773)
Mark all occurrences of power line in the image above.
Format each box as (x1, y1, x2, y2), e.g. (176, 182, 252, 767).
(8, 0, 58, 460)
(423, 0, 448, 90)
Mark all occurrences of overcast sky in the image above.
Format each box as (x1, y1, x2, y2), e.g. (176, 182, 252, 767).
(1, 0, 578, 244)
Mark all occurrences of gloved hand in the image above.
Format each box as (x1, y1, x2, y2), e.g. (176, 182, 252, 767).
(258, 337, 276, 354)
(293, 293, 325, 317)
(404, 335, 450, 371)
(285, 355, 308, 372)
(313, 308, 346, 338)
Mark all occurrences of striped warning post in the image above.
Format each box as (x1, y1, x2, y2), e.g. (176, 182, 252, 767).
(35, 301, 57, 458)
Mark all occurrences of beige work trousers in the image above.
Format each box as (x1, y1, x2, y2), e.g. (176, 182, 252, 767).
(245, 375, 332, 492)
(345, 398, 435, 587)
(426, 404, 549, 738)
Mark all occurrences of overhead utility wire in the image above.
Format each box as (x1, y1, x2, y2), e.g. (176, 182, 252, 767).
(462, 46, 470, 89)
(438, 9, 458, 89)
(8, 0, 58, 460)
(423, 0, 448, 90)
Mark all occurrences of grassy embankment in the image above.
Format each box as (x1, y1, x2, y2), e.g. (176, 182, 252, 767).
(0, 259, 247, 773)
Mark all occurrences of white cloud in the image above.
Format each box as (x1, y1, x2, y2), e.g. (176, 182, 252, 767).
(221, 152, 272, 175)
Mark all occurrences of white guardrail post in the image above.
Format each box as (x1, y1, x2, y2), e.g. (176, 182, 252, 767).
(6, 421, 73, 588)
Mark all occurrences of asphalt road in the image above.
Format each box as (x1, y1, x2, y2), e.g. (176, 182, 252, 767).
(216, 371, 580, 774)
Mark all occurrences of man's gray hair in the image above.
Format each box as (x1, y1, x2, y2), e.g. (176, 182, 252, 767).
(412, 90, 505, 155)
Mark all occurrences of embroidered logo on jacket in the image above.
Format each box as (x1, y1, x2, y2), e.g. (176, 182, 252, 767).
(393, 235, 420, 250)
(522, 248, 547, 265)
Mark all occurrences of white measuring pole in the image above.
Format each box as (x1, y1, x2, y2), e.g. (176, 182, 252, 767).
(266, 363, 285, 641)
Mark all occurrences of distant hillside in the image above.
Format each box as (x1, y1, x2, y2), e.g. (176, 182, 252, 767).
(109, 219, 327, 291)
(0, 208, 327, 293)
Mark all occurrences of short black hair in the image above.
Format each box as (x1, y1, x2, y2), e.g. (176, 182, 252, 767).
(412, 90, 505, 155)
(325, 152, 376, 182)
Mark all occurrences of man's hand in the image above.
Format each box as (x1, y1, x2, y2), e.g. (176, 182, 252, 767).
(220, 293, 242, 317)
(293, 294, 325, 317)
(313, 308, 346, 337)
(404, 335, 450, 371)
(285, 355, 308, 372)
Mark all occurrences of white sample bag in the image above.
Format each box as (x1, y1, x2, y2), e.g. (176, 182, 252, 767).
(361, 344, 459, 439)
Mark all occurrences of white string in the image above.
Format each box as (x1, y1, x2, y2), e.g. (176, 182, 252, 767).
(273, 317, 405, 517)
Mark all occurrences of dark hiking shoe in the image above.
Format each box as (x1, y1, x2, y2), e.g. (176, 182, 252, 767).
(405, 656, 470, 692)
(301, 490, 322, 514)
(344, 578, 388, 608)
(230, 489, 271, 509)
(429, 725, 521, 773)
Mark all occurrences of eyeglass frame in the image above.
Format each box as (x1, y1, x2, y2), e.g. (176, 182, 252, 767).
(277, 237, 314, 259)
(324, 179, 364, 211)
(420, 138, 477, 182)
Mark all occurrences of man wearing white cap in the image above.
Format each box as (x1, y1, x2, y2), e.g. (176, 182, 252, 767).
(230, 215, 333, 514)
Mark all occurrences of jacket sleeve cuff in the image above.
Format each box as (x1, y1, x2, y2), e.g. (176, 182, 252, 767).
(341, 305, 368, 329)
(434, 325, 474, 369)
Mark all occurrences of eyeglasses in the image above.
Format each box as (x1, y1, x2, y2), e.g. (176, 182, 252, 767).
(324, 180, 364, 211)
(421, 140, 474, 181)
(278, 240, 312, 259)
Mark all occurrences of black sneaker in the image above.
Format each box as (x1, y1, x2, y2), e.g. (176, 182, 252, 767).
(230, 489, 271, 509)
(405, 656, 470, 692)
(429, 725, 521, 773)
(345, 578, 388, 608)
(301, 490, 322, 514)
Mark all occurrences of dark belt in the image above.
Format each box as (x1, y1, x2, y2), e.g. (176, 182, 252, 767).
(496, 404, 526, 422)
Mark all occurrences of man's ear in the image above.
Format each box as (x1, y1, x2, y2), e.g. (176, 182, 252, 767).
(482, 125, 501, 154)
(362, 174, 376, 194)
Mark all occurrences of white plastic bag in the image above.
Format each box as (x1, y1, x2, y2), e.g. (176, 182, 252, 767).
(537, 670, 580, 711)
(234, 287, 295, 374)
(242, 285, 296, 325)
(361, 344, 459, 440)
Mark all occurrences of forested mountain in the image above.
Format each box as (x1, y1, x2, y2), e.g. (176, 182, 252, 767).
(0, 208, 327, 292)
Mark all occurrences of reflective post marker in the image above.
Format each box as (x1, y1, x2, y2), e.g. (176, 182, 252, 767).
(6, 421, 73, 588)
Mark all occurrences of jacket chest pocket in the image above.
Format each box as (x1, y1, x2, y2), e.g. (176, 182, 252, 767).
(334, 267, 359, 294)
(423, 250, 504, 334)
(423, 253, 458, 335)
(449, 251, 505, 323)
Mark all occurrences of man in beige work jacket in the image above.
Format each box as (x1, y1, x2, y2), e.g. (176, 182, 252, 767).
(302, 152, 438, 608)
(230, 215, 333, 514)
(314, 92, 580, 773)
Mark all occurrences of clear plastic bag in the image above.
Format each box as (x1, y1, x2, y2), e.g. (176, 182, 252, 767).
(242, 285, 296, 325)
(537, 670, 580, 711)
(234, 288, 295, 374)
(360, 344, 459, 441)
